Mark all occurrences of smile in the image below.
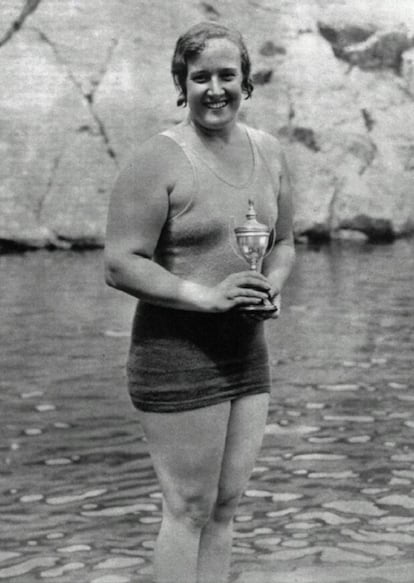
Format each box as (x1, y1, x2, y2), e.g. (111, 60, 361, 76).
(205, 100, 228, 109)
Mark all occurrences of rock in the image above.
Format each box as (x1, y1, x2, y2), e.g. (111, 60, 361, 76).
(342, 30, 413, 71)
(402, 47, 414, 96)
(38, 131, 117, 247)
(259, 41, 286, 57)
(318, 21, 376, 61)
(0, 225, 56, 251)
(200, 2, 220, 19)
(251, 68, 273, 85)
(284, 142, 337, 240)
(0, 0, 414, 250)
(291, 127, 320, 152)
(0, 27, 107, 248)
(334, 166, 414, 240)
(0, 0, 42, 48)
(318, 20, 414, 72)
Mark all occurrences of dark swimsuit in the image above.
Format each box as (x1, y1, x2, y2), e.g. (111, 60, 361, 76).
(127, 123, 281, 413)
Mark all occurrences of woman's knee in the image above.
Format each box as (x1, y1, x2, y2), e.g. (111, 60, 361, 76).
(212, 488, 242, 523)
(163, 487, 217, 530)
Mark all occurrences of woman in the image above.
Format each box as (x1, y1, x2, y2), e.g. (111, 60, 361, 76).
(105, 21, 295, 583)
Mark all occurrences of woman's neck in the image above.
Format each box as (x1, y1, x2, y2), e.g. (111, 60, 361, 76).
(187, 115, 240, 145)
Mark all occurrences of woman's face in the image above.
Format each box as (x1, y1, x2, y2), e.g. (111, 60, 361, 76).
(185, 38, 243, 132)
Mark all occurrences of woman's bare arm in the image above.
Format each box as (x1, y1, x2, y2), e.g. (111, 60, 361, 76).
(262, 145, 296, 305)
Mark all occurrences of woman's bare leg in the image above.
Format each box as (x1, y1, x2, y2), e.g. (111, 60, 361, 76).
(197, 393, 270, 583)
(137, 401, 231, 583)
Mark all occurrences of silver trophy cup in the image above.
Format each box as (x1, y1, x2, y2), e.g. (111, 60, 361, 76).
(233, 200, 277, 313)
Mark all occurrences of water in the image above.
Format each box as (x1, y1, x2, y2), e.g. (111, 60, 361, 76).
(1, 241, 413, 583)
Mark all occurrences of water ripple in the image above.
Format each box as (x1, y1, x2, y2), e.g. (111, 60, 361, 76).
(1, 242, 413, 581)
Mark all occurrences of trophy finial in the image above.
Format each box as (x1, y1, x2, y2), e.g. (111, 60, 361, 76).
(246, 199, 256, 220)
(238, 200, 269, 233)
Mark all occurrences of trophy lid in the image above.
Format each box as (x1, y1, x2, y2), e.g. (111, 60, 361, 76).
(234, 200, 270, 234)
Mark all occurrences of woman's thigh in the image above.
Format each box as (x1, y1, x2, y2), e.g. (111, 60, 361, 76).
(217, 393, 269, 507)
(137, 401, 232, 507)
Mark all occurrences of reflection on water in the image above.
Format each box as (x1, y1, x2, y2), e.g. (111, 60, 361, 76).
(1, 241, 413, 583)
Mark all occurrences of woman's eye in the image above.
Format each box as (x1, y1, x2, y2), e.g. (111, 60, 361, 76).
(192, 75, 208, 83)
(220, 70, 237, 80)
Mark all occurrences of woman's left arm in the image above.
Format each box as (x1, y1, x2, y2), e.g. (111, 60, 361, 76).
(262, 147, 296, 317)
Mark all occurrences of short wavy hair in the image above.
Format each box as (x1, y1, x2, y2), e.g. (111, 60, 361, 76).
(171, 22, 254, 107)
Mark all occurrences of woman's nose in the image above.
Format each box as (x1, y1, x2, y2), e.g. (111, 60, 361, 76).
(207, 76, 223, 95)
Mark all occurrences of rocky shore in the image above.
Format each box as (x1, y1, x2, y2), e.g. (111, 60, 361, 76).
(1, 0, 413, 251)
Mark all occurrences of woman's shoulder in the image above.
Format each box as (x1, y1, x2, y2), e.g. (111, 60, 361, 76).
(110, 126, 193, 207)
(244, 124, 283, 159)
(116, 127, 190, 190)
(129, 128, 187, 168)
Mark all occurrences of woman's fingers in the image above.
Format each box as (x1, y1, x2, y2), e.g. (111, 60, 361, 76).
(230, 272, 271, 290)
(233, 295, 264, 305)
(227, 286, 269, 300)
(210, 271, 274, 312)
(234, 270, 270, 283)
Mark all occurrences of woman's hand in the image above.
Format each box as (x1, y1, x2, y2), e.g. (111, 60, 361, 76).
(242, 289, 281, 322)
(271, 291, 281, 317)
(205, 271, 272, 312)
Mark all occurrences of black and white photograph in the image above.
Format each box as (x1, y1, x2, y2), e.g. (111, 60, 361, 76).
(1, 1, 413, 582)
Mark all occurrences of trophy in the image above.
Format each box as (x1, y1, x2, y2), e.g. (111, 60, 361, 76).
(233, 200, 277, 313)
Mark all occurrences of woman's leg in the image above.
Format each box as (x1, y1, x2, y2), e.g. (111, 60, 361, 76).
(197, 393, 270, 583)
(137, 401, 232, 583)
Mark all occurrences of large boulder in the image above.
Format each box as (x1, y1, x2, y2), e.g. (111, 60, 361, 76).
(0, 0, 413, 250)
(402, 48, 414, 96)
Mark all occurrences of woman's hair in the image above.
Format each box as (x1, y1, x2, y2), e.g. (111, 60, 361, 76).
(171, 22, 254, 106)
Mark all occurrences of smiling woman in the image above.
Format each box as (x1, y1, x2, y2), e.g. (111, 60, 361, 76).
(104, 21, 295, 583)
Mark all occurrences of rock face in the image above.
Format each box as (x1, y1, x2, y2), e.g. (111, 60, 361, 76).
(0, 0, 413, 250)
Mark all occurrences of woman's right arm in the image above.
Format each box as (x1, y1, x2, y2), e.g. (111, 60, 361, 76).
(104, 136, 271, 312)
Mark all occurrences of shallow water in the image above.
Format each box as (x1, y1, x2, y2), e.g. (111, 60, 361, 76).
(1, 241, 413, 583)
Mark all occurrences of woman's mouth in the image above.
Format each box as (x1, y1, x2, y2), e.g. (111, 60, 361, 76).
(205, 100, 228, 110)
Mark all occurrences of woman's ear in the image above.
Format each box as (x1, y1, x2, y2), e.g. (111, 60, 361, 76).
(177, 91, 187, 107)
